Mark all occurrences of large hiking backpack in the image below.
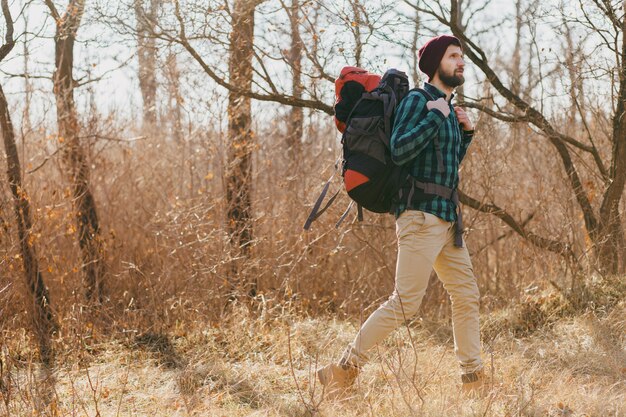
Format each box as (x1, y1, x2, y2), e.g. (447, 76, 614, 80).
(341, 68, 410, 213)
(303, 68, 410, 230)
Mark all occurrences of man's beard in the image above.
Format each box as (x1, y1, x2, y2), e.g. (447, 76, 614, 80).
(438, 67, 465, 88)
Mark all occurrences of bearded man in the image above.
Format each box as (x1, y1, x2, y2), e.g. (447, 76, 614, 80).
(318, 35, 485, 398)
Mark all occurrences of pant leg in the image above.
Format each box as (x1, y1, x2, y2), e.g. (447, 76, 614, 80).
(342, 211, 449, 367)
(433, 224, 482, 374)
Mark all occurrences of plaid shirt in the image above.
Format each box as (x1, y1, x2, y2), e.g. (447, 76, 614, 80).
(390, 83, 474, 222)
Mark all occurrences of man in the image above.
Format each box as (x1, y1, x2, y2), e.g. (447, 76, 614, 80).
(318, 35, 484, 397)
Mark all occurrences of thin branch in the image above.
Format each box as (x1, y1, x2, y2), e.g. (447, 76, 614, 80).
(26, 146, 63, 174)
(74, 55, 135, 88)
(591, 0, 622, 30)
(459, 101, 530, 123)
(472, 213, 536, 257)
(573, 95, 609, 179)
(0, 69, 50, 80)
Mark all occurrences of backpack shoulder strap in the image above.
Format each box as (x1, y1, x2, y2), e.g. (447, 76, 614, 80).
(409, 87, 434, 101)
(408, 87, 444, 173)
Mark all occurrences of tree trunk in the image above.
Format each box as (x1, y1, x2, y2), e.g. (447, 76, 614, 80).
(409, 3, 421, 87)
(0, 0, 55, 363)
(48, 0, 105, 302)
(165, 51, 183, 144)
(134, 0, 159, 130)
(226, 0, 257, 297)
(596, 5, 626, 274)
(452, 0, 466, 100)
(349, 0, 363, 68)
(286, 0, 303, 161)
(597, 103, 626, 268)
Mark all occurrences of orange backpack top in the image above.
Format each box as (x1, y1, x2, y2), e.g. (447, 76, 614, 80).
(334, 66, 381, 133)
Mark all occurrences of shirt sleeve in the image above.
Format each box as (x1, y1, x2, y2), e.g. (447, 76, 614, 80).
(390, 91, 446, 166)
(459, 129, 474, 162)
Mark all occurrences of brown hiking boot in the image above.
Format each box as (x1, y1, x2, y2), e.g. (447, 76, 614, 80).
(461, 369, 488, 398)
(317, 362, 359, 399)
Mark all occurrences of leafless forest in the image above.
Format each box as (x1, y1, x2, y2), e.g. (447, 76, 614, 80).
(0, 0, 624, 415)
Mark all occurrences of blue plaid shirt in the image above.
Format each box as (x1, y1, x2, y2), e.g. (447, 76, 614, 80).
(390, 83, 474, 222)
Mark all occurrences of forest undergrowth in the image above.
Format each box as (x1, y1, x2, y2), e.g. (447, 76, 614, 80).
(1, 275, 624, 417)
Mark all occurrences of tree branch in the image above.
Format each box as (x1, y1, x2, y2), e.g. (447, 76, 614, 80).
(573, 95, 609, 180)
(459, 101, 530, 123)
(43, 0, 60, 21)
(171, 0, 333, 114)
(459, 190, 572, 257)
(0, 0, 15, 62)
(472, 212, 536, 257)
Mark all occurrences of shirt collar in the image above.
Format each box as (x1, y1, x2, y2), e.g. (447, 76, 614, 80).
(424, 82, 455, 102)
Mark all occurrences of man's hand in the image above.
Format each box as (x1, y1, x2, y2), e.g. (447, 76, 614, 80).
(426, 98, 450, 118)
(454, 107, 474, 131)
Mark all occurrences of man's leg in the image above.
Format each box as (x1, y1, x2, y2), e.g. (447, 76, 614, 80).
(340, 211, 449, 367)
(433, 224, 482, 375)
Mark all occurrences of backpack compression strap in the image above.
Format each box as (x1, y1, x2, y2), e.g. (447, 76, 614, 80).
(303, 173, 341, 231)
(335, 201, 364, 228)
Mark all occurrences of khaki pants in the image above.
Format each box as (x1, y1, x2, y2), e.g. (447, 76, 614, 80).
(342, 210, 482, 374)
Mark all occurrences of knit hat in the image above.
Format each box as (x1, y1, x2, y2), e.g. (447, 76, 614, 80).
(418, 35, 462, 81)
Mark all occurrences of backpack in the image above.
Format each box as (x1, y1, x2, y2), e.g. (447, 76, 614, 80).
(341, 68, 410, 213)
(303, 74, 465, 246)
(303, 68, 410, 230)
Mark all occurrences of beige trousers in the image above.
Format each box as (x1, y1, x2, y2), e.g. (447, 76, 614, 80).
(342, 210, 482, 374)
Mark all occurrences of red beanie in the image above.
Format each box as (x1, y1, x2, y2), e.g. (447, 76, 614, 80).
(418, 35, 462, 81)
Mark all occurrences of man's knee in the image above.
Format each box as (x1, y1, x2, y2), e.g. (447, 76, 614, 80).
(386, 293, 423, 319)
(449, 280, 480, 310)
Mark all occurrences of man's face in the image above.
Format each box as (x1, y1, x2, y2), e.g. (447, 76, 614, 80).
(436, 44, 465, 88)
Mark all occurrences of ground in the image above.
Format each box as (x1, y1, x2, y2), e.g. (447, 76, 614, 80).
(1, 300, 624, 417)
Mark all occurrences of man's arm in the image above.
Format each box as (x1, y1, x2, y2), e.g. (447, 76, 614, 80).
(390, 92, 447, 166)
(459, 130, 474, 162)
(454, 107, 474, 163)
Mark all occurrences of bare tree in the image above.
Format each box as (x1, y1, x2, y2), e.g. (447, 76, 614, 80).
(134, 0, 160, 130)
(21, 11, 33, 134)
(417, 0, 626, 275)
(409, 1, 422, 87)
(226, 0, 259, 297)
(0, 0, 56, 363)
(44, 0, 106, 301)
(165, 50, 183, 144)
(283, 0, 303, 160)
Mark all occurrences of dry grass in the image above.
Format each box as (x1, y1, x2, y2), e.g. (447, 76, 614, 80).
(1, 295, 624, 417)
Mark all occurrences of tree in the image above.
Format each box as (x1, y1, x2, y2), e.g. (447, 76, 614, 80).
(283, 0, 303, 161)
(416, 0, 626, 275)
(134, 0, 160, 130)
(0, 0, 56, 363)
(225, 0, 259, 297)
(44, 0, 106, 301)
